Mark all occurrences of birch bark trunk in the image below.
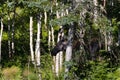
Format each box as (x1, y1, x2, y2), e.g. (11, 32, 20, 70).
(29, 16, 35, 64)
(55, 21, 60, 76)
(35, 14, 42, 80)
(44, 11, 47, 29)
(103, 0, 106, 7)
(55, 4, 65, 76)
(11, 7, 15, 56)
(59, 27, 64, 72)
(8, 16, 11, 58)
(65, 27, 73, 72)
(107, 32, 113, 51)
(55, 2, 60, 76)
(35, 14, 41, 67)
(93, 0, 98, 23)
(51, 26, 56, 75)
(55, 26, 64, 76)
(0, 18, 3, 63)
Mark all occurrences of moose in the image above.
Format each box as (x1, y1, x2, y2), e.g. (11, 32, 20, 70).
(51, 37, 101, 60)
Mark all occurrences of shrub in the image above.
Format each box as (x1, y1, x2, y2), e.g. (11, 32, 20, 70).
(22, 68, 38, 80)
(2, 66, 21, 80)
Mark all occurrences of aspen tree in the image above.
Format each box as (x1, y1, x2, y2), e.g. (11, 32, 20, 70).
(0, 18, 3, 63)
(29, 16, 35, 64)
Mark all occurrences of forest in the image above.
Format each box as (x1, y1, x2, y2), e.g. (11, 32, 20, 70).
(0, 0, 120, 80)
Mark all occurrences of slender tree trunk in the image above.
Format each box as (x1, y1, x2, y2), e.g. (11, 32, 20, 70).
(55, 5, 66, 76)
(35, 13, 42, 80)
(51, 27, 55, 47)
(55, 26, 64, 76)
(29, 16, 35, 64)
(55, 2, 60, 76)
(107, 32, 113, 51)
(104, 32, 108, 51)
(0, 18, 3, 63)
(118, 28, 120, 45)
(50, 7, 55, 76)
(51, 26, 56, 76)
(64, 25, 73, 80)
(103, 0, 106, 7)
(65, 26, 73, 72)
(48, 26, 55, 74)
(92, 0, 98, 59)
(8, 16, 11, 58)
(59, 27, 64, 72)
(110, 0, 114, 6)
(11, 7, 15, 56)
(93, 0, 98, 23)
(48, 30, 51, 52)
(59, 9, 66, 73)
(35, 14, 41, 67)
(44, 11, 47, 29)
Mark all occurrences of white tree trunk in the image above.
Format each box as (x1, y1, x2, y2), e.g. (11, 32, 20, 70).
(107, 32, 113, 51)
(51, 27, 55, 46)
(44, 11, 47, 29)
(59, 9, 65, 72)
(65, 46, 72, 72)
(93, 0, 98, 23)
(11, 8, 15, 55)
(65, 26, 73, 72)
(59, 28, 64, 72)
(55, 6, 66, 76)
(55, 3, 60, 76)
(51, 26, 56, 75)
(55, 26, 64, 76)
(35, 14, 41, 67)
(35, 14, 42, 80)
(0, 18, 3, 63)
(29, 16, 35, 64)
(48, 30, 51, 52)
(103, 0, 106, 7)
(8, 16, 11, 58)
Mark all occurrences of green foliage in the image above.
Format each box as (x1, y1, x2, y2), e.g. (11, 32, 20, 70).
(82, 60, 117, 80)
(23, 0, 52, 11)
(40, 54, 55, 80)
(50, 13, 79, 26)
(2, 32, 8, 41)
(105, 68, 120, 80)
(64, 61, 79, 80)
(112, 18, 120, 32)
(87, 61, 109, 79)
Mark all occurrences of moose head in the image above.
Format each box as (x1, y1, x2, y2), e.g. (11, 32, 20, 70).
(51, 38, 68, 56)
